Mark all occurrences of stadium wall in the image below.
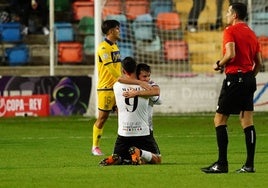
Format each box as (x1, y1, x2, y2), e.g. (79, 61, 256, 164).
(151, 72, 268, 114)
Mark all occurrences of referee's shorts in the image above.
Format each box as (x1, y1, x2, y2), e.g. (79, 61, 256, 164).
(216, 72, 256, 115)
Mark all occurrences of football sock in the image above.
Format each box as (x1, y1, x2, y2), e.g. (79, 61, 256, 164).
(216, 125, 228, 165)
(244, 125, 256, 167)
(92, 124, 103, 148)
(140, 150, 152, 162)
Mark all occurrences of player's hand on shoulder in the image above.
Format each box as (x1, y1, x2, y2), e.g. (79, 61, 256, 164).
(123, 89, 138, 98)
(139, 81, 151, 90)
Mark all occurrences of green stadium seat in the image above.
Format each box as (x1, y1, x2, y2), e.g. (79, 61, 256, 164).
(48, 0, 70, 11)
(83, 35, 94, 55)
(78, 16, 94, 35)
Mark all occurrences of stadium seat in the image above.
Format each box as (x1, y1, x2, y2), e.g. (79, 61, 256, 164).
(136, 36, 161, 53)
(72, 1, 94, 21)
(125, 0, 149, 20)
(78, 16, 94, 35)
(251, 11, 268, 36)
(118, 42, 134, 59)
(251, 0, 268, 36)
(164, 40, 189, 61)
(5, 44, 29, 66)
(54, 22, 74, 42)
(53, 0, 70, 11)
(135, 36, 161, 63)
(102, 0, 122, 20)
(132, 14, 155, 41)
(58, 42, 83, 63)
(156, 12, 181, 30)
(0, 22, 22, 42)
(252, 18, 268, 37)
(258, 36, 268, 60)
(83, 35, 94, 55)
(156, 12, 183, 41)
(252, 24, 268, 37)
(150, 0, 173, 19)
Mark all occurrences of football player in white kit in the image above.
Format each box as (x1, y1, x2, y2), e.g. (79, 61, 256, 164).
(99, 57, 161, 165)
(135, 63, 162, 132)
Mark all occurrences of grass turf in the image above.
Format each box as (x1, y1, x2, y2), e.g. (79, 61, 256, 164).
(0, 113, 268, 188)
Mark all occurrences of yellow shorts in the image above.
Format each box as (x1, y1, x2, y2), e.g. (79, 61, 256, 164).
(97, 89, 116, 111)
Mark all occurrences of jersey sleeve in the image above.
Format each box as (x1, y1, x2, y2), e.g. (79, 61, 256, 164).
(222, 27, 234, 55)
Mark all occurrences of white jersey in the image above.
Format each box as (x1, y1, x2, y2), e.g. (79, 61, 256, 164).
(148, 80, 162, 131)
(113, 82, 150, 137)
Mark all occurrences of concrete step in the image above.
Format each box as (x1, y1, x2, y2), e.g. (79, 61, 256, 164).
(23, 34, 49, 45)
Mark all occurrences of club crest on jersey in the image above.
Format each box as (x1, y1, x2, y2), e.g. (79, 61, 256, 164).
(102, 53, 109, 60)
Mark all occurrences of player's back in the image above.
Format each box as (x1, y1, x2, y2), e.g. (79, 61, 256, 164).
(113, 82, 150, 137)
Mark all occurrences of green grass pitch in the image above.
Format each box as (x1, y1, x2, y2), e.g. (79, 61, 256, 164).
(0, 113, 268, 188)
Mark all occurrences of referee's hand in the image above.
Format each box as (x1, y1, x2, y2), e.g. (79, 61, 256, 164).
(213, 61, 224, 73)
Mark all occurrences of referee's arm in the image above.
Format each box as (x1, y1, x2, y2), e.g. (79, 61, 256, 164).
(253, 52, 263, 76)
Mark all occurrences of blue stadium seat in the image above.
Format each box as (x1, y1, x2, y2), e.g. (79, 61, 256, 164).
(150, 0, 173, 19)
(136, 36, 161, 53)
(54, 22, 74, 42)
(0, 22, 22, 42)
(251, 12, 268, 36)
(135, 36, 161, 63)
(252, 24, 268, 36)
(118, 42, 134, 59)
(5, 44, 29, 65)
(132, 14, 156, 41)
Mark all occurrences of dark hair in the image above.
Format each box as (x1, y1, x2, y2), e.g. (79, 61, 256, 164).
(101, 20, 120, 34)
(122, 57, 137, 74)
(136, 63, 151, 78)
(230, 2, 247, 20)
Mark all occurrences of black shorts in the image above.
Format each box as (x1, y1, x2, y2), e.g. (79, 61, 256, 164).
(113, 133, 161, 161)
(216, 72, 256, 115)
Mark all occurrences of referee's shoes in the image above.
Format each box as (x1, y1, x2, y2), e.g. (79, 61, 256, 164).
(201, 162, 228, 173)
(236, 165, 255, 173)
(201, 162, 255, 173)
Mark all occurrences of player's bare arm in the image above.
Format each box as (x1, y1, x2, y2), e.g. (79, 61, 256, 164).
(123, 85, 160, 98)
(118, 76, 152, 90)
(253, 52, 263, 76)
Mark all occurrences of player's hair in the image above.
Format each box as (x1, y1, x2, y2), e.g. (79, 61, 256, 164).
(122, 57, 137, 74)
(136, 63, 151, 78)
(230, 2, 247, 20)
(101, 19, 120, 35)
